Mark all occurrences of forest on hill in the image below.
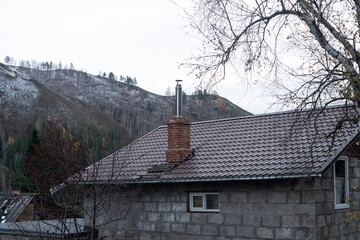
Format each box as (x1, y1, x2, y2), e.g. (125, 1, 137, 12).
(0, 58, 251, 193)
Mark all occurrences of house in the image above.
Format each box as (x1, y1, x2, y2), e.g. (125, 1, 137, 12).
(79, 84, 360, 239)
(0, 193, 90, 239)
(0, 193, 36, 223)
(0, 218, 91, 240)
(0, 192, 81, 223)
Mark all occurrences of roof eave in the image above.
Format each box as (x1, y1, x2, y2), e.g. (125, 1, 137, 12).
(76, 173, 322, 185)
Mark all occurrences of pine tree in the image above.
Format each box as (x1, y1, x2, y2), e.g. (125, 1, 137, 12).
(4, 56, 10, 65)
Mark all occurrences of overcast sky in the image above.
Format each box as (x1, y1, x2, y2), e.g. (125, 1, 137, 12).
(0, 0, 278, 114)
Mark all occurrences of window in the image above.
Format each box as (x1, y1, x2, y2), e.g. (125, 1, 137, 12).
(334, 157, 349, 209)
(189, 193, 219, 212)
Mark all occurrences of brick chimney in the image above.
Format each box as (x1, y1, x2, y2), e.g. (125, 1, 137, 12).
(166, 80, 193, 163)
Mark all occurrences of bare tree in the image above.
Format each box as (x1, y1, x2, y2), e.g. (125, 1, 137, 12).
(16, 119, 141, 239)
(185, 0, 360, 120)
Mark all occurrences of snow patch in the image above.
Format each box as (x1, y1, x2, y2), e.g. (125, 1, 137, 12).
(0, 74, 39, 116)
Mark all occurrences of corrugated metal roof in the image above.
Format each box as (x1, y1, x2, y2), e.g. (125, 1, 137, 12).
(80, 105, 359, 183)
(0, 194, 35, 223)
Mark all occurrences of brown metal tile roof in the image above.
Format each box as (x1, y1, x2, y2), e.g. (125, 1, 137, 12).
(80, 105, 359, 183)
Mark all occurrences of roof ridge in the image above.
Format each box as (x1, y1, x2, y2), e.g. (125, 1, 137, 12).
(190, 104, 350, 125)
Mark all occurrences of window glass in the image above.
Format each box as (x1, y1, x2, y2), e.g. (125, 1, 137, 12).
(189, 193, 219, 212)
(335, 160, 346, 204)
(193, 195, 203, 208)
(206, 194, 219, 210)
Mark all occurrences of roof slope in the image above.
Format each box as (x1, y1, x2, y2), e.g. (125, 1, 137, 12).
(81, 106, 359, 183)
(0, 194, 35, 223)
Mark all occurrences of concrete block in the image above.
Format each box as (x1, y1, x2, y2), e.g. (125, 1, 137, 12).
(236, 226, 254, 238)
(142, 222, 156, 231)
(282, 216, 302, 227)
(139, 192, 152, 201)
(132, 211, 146, 221)
(171, 223, 186, 233)
(167, 192, 181, 201)
(275, 227, 294, 239)
(202, 224, 218, 236)
(152, 192, 166, 202)
(220, 192, 229, 203)
(196, 236, 213, 240)
(224, 214, 241, 225)
(130, 202, 143, 211)
(276, 204, 295, 215)
(329, 225, 339, 237)
(215, 237, 231, 240)
(321, 226, 329, 238)
(354, 167, 360, 177)
(208, 213, 224, 224)
(192, 213, 207, 224)
(267, 192, 287, 203)
(302, 216, 315, 228)
(335, 212, 345, 224)
(256, 227, 274, 239)
(326, 215, 334, 224)
(321, 178, 332, 190)
(325, 190, 334, 202)
(294, 204, 314, 214)
(144, 202, 157, 212)
(172, 202, 187, 212)
(287, 191, 301, 203)
(162, 213, 175, 222)
(158, 202, 171, 212)
(302, 191, 325, 203)
(180, 192, 188, 202)
(249, 191, 267, 203)
(273, 179, 292, 191)
(349, 157, 359, 167)
(219, 226, 236, 236)
(175, 212, 190, 223)
(243, 215, 260, 226)
(295, 227, 314, 239)
(315, 202, 333, 215)
(222, 203, 240, 213)
(147, 212, 161, 222)
(262, 216, 281, 227)
(229, 192, 247, 203)
(257, 203, 275, 214)
(187, 224, 201, 234)
(238, 203, 256, 214)
(155, 222, 170, 232)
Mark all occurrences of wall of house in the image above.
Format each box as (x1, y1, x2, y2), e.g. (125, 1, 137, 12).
(315, 156, 360, 239)
(84, 156, 360, 240)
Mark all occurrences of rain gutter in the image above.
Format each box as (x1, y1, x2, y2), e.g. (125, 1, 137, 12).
(76, 173, 322, 185)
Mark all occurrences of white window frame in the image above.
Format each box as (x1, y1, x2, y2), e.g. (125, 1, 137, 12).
(189, 193, 220, 212)
(333, 156, 349, 209)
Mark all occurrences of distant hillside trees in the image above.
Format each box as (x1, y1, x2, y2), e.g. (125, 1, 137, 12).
(24, 119, 87, 194)
(4, 56, 10, 65)
(119, 75, 137, 86)
(0, 118, 125, 194)
(165, 86, 171, 96)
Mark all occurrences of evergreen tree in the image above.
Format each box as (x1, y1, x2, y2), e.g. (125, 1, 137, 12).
(4, 56, 10, 64)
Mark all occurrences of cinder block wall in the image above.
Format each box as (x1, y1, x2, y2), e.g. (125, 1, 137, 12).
(84, 157, 360, 240)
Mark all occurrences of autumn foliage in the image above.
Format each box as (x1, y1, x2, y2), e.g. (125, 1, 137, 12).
(24, 118, 87, 193)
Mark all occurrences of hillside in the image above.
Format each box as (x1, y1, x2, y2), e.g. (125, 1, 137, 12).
(15, 66, 251, 138)
(0, 63, 130, 142)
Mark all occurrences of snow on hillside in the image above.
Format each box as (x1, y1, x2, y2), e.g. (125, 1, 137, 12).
(0, 66, 39, 119)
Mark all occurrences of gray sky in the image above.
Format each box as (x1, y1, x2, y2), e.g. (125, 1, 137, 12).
(0, 0, 277, 114)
